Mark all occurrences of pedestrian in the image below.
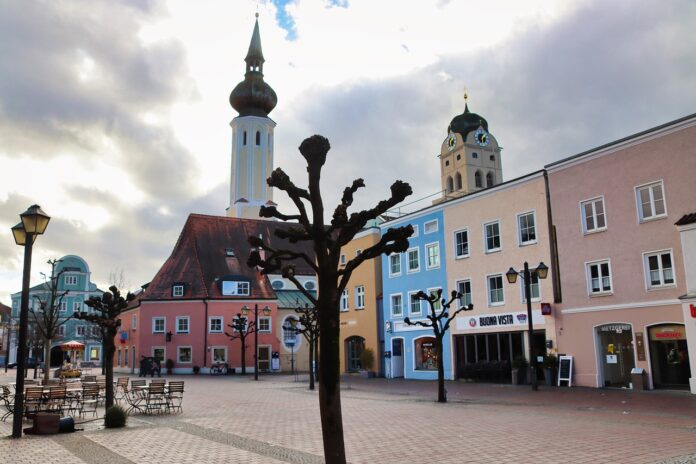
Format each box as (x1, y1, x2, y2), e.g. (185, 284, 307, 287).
(154, 358, 162, 377)
(148, 357, 156, 377)
(139, 355, 147, 377)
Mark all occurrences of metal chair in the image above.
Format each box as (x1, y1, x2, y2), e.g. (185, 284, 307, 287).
(45, 386, 67, 415)
(166, 381, 184, 414)
(1, 385, 15, 422)
(145, 384, 166, 415)
(115, 377, 129, 404)
(79, 384, 100, 418)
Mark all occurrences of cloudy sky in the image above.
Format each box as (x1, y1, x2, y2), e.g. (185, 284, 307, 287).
(1, 0, 694, 304)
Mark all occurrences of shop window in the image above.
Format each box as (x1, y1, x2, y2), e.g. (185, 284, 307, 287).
(178, 346, 192, 364)
(345, 336, 365, 372)
(415, 337, 437, 370)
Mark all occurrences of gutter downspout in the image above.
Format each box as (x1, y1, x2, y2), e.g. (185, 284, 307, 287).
(203, 298, 209, 367)
(543, 170, 562, 303)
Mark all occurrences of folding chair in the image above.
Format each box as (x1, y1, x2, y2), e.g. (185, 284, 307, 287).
(115, 377, 129, 404)
(45, 386, 67, 415)
(79, 384, 100, 418)
(145, 384, 166, 415)
(166, 381, 184, 414)
(1, 386, 15, 422)
(24, 386, 45, 418)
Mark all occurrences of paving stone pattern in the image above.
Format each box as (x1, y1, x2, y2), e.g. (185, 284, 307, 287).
(1, 373, 696, 463)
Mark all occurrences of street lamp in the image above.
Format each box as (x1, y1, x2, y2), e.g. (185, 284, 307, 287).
(241, 304, 271, 381)
(282, 318, 301, 381)
(11, 204, 50, 438)
(506, 261, 548, 391)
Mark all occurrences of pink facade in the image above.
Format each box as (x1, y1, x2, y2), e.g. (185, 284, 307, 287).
(548, 116, 696, 389)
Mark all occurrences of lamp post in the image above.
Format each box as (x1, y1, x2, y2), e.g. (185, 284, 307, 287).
(241, 304, 271, 381)
(282, 318, 301, 381)
(11, 204, 50, 438)
(506, 261, 548, 391)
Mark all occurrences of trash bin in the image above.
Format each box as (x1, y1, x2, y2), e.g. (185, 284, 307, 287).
(631, 367, 647, 390)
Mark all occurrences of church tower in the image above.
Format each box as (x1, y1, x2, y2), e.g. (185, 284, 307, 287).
(436, 94, 503, 202)
(227, 14, 277, 219)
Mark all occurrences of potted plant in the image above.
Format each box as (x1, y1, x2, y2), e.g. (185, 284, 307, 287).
(192, 365, 200, 375)
(511, 355, 528, 385)
(542, 354, 558, 386)
(359, 348, 376, 378)
(165, 358, 174, 375)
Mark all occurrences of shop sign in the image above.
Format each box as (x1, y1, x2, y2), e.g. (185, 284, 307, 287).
(456, 310, 544, 331)
(649, 325, 686, 341)
(598, 324, 631, 333)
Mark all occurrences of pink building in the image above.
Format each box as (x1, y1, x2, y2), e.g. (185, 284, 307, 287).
(116, 214, 316, 374)
(547, 114, 696, 390)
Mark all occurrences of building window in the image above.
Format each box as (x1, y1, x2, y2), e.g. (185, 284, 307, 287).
(644, 250, 675, 289)
(425, 242, 440, 270)
(456, 154, 461, 160)
(255, 131, 261, 146)
(355, 286, 365, 309)
(407, 248, 420, 273)
(90, 347, 100, 361)
(73, 301, 81, 313)
(484, 221, 501, 253)
(176, 317, 190, 334)
(272, 280, 284, 290)
(454, 229, 469, 258)
(221, 281, 250, 296)
(153, 347, 165, 364)
(125, 348, 128, 366)
(487, 274, 505, 306)
(64, 275, 77, 285)
(446, 176, 453, 193)
(304, 280, 316, 291)
(391, 294, 403, 317)
(486, 172, 494, 187)
(428, 288, 442, 312)
(76, 325, 85, 336)
(340, 289, 349, 312)
(177, 347, 192, 364)
(587, 260, 612, 295)
(414, 337, 437, 370)
(57, 325, 65, 337)
(490, 155, 495, 161)
(457, 280, 472, 308)
(475, 171, 483, 188)
(258, 317, 271, 333)
(581, 197, 606, 233)
(409, 292, 421, 315)
(225, 248, 235, 257)
(282, 317, 300, 348)
(424, 220, 438, 234)
(389, 253, 401, 277)
(132, 315, 137, 330)
(339, 254, 346, 266)
(455, 172, 462, 190)
(153, 317, 165, 334)
(517, 212, 537, 245)
(243, 131, 247, 145)
(212, 347, 227, 363)
(91, 326, 101, 337)
(117, 349, 122, 366)
(172, 285, 184, 297)
(521, 273, 540, 302)
(636, 180, 666, 221)
(60, 301, 67, 312)
(411, 225, 419, 237)
(472, 152, 478, 159)
(209, 317, 223, 333)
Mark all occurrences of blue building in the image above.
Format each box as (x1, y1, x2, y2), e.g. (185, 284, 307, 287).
(10, 255, 104, 366)
(381, 207, 453, 380)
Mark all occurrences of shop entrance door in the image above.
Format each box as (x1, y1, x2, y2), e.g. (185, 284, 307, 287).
(391, 339, 404, 378)
(258, 346, 271, 372)
(597, 324, 635, 388)
(648, 324, 691, 389)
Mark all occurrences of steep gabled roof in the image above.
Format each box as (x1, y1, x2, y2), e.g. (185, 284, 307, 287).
(144, 214, 316, 301)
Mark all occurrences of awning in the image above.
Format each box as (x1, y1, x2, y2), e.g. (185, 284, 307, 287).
(60, 340, 85, 351)
(275, 290, 316, 310)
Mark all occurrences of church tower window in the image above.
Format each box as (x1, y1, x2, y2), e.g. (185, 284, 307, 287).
(446, 176, 454, 193)
(455, 172, 463, 190)
(256, 131, 261, 146)
(490, 154, 495, 161)
(243, 131, 247, 146)
(486, 172, 494, 187)
(472, 152, 478, 159)
(475, 171, 483, 188)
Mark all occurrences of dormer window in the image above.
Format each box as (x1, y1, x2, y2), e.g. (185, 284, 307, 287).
(225, 248, 235, 257)
(64, 275, 77, 286)
(304, 280, 316, 291)
(222, 280, 250, 296)
(272, 280, 284, 290)
(172, 285, 184, 297)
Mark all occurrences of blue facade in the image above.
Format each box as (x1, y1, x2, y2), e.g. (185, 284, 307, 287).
(10, 255, 104, 365)
(381, 208, 453, 380)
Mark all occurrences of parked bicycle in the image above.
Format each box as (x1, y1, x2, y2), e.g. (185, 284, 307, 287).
(210, 362, 228, 375)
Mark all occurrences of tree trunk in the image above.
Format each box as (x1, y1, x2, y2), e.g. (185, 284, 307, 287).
(104, 334, 116, 409)
(43, 341, 51, 383)
(314, 337, 319, 384)
(308, 335, 315, 390)
(436, 335, 446, 403)
(317, 290, 346, 463)
(240, 339, 246, 375)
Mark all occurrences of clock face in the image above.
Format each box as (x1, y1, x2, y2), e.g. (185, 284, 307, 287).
(475, 128, 489, 147)
(447, 134, 456, 150)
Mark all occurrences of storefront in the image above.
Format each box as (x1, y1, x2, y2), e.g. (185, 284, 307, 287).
(648, 324, 691, 389)
(595, 323, 635, 388)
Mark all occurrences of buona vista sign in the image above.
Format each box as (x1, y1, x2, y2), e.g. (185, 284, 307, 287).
(455, 309, 544, 331)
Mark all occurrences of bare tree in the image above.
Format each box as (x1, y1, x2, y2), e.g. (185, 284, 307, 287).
(404, 289, 474, 403)
(74, 286, 134, 408)
(295, 303, 319, 390)
(247, 135, 413, 463)
(30, 259, 72, 382)
(224, 314, 255, 375)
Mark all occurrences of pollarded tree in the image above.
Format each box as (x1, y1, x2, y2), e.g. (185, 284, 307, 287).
(404, 289, 474, 403)
(74, 285, 134, 408)
(224, 314, 254, 375)
(295, 303, 319, 390)
(247, 135, 413, 463)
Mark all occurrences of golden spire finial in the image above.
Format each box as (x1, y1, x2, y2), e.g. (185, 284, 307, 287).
(463, 88, 468, 103)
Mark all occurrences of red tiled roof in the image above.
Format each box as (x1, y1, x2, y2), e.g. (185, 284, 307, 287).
(143, 214, 316, 301)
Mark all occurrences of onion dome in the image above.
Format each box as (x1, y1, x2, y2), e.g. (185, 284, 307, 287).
(230, 15, 277, 117)
(448, 103, 488, 139)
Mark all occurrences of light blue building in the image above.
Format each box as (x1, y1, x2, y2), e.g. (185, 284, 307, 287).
(381, 207, 453, 380)
(10, 255, 104, 366)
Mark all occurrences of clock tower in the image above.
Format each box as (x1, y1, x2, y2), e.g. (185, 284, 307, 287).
(227, 14, 277, 219)
(436, 94, 502, 201)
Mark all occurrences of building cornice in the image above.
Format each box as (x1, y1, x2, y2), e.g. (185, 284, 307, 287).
(561, 299, 681, 314)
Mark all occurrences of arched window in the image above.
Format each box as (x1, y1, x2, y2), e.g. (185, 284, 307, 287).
(282, 316, 300, 349)
(475, 171, 483, 188)
(243, 131, 247, 146)
(345, 336, 365, 372)
(486, 172, 494, 187)
(446, 176, 454, 193)
(255, 131, 261, 146)
(455, 172, 463, 190)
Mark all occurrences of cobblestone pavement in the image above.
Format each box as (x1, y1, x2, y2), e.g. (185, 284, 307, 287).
(2, 371, 696, 463)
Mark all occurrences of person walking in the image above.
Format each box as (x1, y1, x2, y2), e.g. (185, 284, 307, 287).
(154, 358, 162, 377)
(139, 355, 147, 377)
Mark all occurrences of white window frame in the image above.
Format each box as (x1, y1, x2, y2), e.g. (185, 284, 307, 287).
(221, 281, 250, 296)
(521, 273, 541, 303)
(643, 249, 676, 290)
(73, 301, 81, 312)
(339, 254, 346, 267)
(152, 317, 165, 334)
(209, 317, 223, 333)
(635, 180, 667, 222)
(586, 259, 613, 296)
(177, 346, 192, 364)
(258, 316, 272, 333)
(580, 196, 607, 234)
(64, 275, 77, 286)
(57, 325, 65, 337)
(211, 346, 227, 363)
(355, 249, 362, 256)
(340, 289, 349, 312)
(60, 301, 67, 312)
(424, 219, 438, 234)
(517, 211, 537, 246)
(407, 247, 420, 273)
(172, 285, 184, 297)
(484, 220, 502, 253)
(390, 293, 403, 317)
(487, 274, 505, 307)
(355, 286, 365, 309)
(152, 347, 166, 363)
(411, 224, 419, 237)
(456, 279, 472, 309)
(425, 242, 440, 270)
(76, 325, 85, 336)
(454, 228, 469, 259)
(176, 316, 190, 334)
(427, 287, 442, 313)
(389, 253, 402, 277)
(408, 291, 421, 316)
(131, 314, 137, 330)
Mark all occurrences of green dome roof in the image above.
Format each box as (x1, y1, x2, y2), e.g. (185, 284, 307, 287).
(448, 104, 488, 139)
